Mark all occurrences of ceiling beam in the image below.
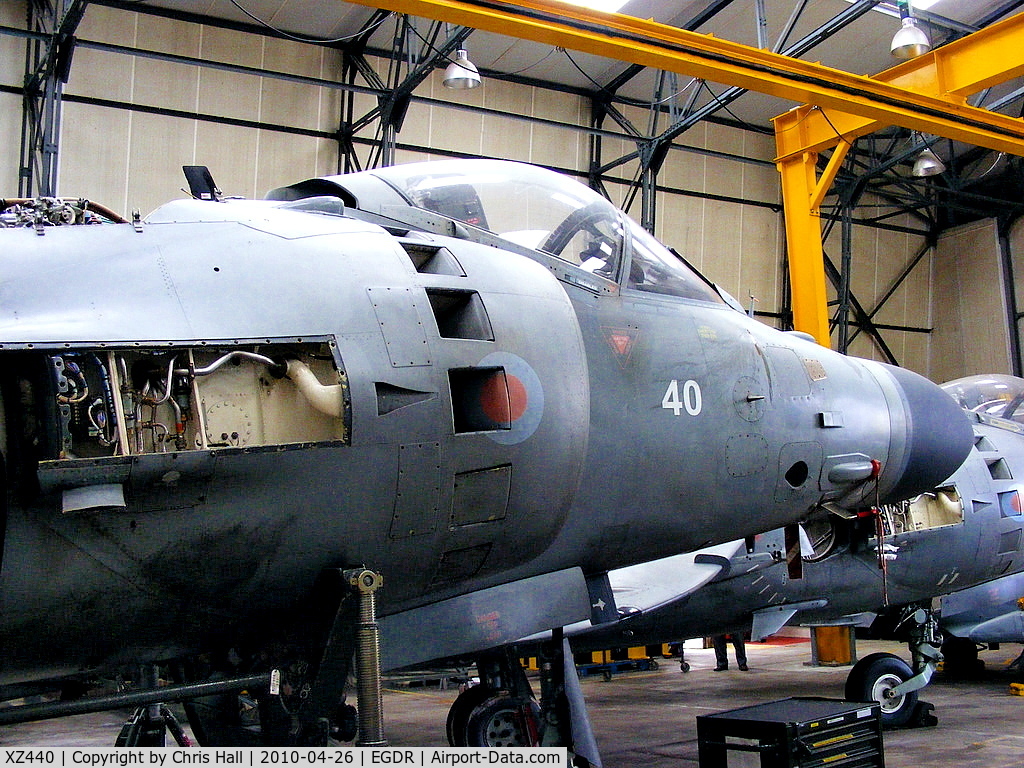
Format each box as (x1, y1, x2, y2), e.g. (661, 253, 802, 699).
(343, 0, 1024, 158)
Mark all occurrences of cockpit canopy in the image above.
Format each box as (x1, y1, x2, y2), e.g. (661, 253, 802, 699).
(942, 374, 1024, 426)
(271, 159, 725, 305)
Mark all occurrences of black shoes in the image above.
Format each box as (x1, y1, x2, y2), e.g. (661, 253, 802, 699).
(739, 664, 749, 671)
(714, 665, 728, 671)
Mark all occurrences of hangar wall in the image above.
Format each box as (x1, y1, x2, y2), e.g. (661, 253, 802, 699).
(0, 1, 983, 380)
(1009, 217, 1024, 374)
(0, 3, 22, 193)
(932, 220, 1010, 383)
(53, 7, 345, 218)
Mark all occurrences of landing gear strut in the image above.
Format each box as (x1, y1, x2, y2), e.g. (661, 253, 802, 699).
(447, 647, 540, 747)
(117, 703, 194, 747)
(446, 632, 600, 764)
(845, 607, 940, 728)
(116, 665, 195, 746)
(181, 567, 384, 746)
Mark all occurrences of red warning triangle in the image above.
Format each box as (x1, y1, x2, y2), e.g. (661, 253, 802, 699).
(602, 327, 638, 365)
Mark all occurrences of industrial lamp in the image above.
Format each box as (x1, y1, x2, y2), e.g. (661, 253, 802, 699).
(891, 0, 931, 60)
(443, 49, 481, 90)
(912, 146, 946, 177)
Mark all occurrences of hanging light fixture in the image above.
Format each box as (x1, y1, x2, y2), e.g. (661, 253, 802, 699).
(912, 146, 946, 177)
(443, 49, 481, 89)
(891, 0, 931, 60)
(911, 133, 946, 177)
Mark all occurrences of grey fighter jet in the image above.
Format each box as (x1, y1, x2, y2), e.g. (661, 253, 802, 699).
(935, 571, 1024, 675)
(0, 160, 971, 747)
(558, 374, 1024, 730)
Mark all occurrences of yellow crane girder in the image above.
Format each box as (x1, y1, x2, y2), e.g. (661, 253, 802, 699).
(348, 0, 1024, 158)
(775, 12, 1024, 160)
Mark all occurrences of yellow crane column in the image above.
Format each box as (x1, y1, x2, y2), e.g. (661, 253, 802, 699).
(775, 139, 850, 346)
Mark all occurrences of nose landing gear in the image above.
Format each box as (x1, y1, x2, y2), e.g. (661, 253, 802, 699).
(845, 607, 940, 728)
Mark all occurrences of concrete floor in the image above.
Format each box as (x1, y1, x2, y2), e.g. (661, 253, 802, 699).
(3, 638, 1023, 766)
(385, 638, 1024, 767)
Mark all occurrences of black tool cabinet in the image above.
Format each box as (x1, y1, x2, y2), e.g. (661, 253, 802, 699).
(696, 697, 884, 768)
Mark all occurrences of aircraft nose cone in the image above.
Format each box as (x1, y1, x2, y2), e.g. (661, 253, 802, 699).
(880, 364, 974, 504)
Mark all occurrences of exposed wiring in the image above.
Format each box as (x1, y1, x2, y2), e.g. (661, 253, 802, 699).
(561, 47, 627, 98)
(405, 21, 557, 77)
(648, 74, 703, 107)
(403, 20, 457, 67)
(701, 83, 762, 132)
(501, 47, 560, 76)
(226, 0, 392, 44)
(773, 104, 824, 135)
(816, 105, 848, 143)
(562, 47, 746, 125)
(403, 19, 562, 77)
(965, 151, 1006, 182)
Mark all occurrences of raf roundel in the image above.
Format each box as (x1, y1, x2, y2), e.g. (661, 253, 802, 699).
(479, 351, 545, 445)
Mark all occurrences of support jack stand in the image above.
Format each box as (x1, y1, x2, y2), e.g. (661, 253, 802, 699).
(116, 704, 194, 746)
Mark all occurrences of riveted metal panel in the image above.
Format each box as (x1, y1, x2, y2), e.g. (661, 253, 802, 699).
(390, 441, 442, 539)
(368, 286, 432, 368)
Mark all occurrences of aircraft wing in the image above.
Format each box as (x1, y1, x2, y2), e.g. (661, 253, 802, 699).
(609, 541, 745, 613)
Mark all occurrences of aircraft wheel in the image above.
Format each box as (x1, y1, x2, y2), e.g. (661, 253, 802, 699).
(446, 685, 495, 746)
(463, 692, 540, 747)
(845, 652, 918, 728)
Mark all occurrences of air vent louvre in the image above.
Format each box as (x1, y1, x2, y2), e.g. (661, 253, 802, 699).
(427, 288, 493, 341)
(400, 241, 465, 276)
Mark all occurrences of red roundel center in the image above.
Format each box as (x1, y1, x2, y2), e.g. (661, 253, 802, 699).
(481, 373, 528, 425)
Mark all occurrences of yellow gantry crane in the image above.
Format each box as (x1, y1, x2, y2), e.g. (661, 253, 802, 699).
(344, 0, 1024, 344)
(774, 14, 1024, 343)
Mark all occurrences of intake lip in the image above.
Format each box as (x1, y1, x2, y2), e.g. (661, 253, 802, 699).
(877, 363, 974, 504)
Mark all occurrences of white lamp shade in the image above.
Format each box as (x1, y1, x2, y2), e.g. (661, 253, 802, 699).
(891, 17, 931, 59)
(443, 50, 481, 89)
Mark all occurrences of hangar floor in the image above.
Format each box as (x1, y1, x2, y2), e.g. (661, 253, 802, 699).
(2, 639, 1023, 766)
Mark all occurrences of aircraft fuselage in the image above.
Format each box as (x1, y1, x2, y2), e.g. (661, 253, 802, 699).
(0, 160, 971, 687)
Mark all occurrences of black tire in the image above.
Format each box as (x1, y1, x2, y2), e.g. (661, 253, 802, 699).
(845, 652, 918, 728)
(464, 692, 540, 747)
(446, 685, 495, 747)
(332, 703, 359, 743)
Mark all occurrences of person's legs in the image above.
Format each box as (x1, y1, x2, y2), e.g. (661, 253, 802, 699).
(734, 636, 748, 670)
(713, 635, 728, 670)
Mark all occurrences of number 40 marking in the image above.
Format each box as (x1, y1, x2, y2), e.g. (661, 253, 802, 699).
(662, 379, 702, 416)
